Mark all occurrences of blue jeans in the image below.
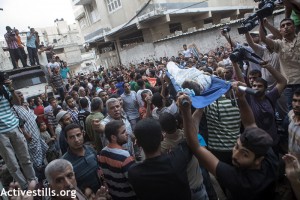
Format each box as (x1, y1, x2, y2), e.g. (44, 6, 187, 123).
(27, 46, 40, 66)
(284, 85, 300, 111)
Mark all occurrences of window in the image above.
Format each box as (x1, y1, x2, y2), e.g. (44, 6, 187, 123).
(120, 31, 144, 48)
(169, 23, 182, 33)
(107, 0, 121, 13)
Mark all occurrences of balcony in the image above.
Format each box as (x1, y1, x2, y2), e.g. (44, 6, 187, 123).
(74, 6, 85, 20)
(73, 0, 93, 6)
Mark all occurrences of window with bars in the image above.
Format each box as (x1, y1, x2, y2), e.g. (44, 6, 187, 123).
(107, 0, 121, 13)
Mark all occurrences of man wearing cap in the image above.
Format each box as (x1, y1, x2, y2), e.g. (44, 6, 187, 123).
(56, 110, 73, 154)
(178, 85, 278, 200)
(4, 26, 27, 69)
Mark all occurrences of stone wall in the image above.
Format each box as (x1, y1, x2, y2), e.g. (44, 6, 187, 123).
(97, 12, 284, 67)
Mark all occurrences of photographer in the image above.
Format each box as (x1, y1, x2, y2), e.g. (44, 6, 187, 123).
(4, 26, 28, 69)
(245, 24, 280, 91)
(260, 18, 300, 111)
(26, 27, 40, 66)
(232, 55, 287, 154)
(0, 74, 37, 190)
(221, 27, 262, 72)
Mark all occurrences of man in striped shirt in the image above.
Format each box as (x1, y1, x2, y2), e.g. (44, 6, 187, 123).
(4, 26, 27, 69)
(98, 120, 137, 200)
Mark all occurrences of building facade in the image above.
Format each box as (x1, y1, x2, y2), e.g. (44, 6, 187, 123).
(72, 0, 283, 67)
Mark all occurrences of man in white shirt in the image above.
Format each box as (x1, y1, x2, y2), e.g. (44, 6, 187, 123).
(182, 44, 193, 58)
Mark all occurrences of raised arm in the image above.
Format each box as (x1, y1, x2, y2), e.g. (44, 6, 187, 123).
(221, 30, 237, 49)
(245, 32, 263, 53)
(178, 94, 219, 176)
(232, 82, 257, 128)
(232, 62, 245, 83)
(259, 21, 276, 50)
(261, 62, 287, 94)
(263, 18, 282, 40)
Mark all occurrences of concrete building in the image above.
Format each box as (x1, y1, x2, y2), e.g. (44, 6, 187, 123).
(1, 20, 95, 74)
(71, 0, 266, 67)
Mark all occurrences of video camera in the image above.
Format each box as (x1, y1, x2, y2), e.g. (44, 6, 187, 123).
(229, 46, 262, 64)
(237, 0, 276, 34)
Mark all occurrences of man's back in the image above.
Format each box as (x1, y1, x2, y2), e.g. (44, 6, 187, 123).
(128, 141, 192, 200)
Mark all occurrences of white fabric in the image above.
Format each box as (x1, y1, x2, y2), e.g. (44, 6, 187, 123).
(167, 62, 211, 94)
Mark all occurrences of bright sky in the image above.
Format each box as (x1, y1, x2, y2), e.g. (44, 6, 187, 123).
(0, 0, 76, 39)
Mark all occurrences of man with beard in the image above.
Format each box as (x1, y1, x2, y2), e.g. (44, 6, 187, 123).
(177, 85, 278, 200)
(62, 124, 101, 194)
(233, 61, 287, 152)
(66, 96, 79, 125)
(98, 91, 109, 116)
(287, 88, 300, 161)
(98, 120, 136, 200)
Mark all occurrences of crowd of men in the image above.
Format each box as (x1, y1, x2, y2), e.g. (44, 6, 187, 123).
(1, 7, 300, 200)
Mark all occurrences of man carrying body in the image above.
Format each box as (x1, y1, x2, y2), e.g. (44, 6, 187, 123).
(177, 84, 278, 200)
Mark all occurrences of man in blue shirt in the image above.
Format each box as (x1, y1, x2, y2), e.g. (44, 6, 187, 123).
(62, 123, 101, 193)
(26, 28, 40, 66)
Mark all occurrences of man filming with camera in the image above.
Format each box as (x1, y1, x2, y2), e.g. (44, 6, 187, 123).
(26, 27, 40, 66)
(4, 26, 28, 69)
(221, 27, 262, 72)
(0, 73, 37, 190)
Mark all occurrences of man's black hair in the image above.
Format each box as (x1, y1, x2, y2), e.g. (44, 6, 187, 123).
(53, 107, 62, 118)
(254, 77, 268, 89)
(159, 112, 177, 133)
(280, 18, 295, 25)
(137, 79, 145, 87)
(79, 98, 89, 109)
(64, 123, 82, 139)
(181, 81, 201, 96)
(134, 118, 162, 154)
(105, 120, 124, 142)
(293, 88, 300, 96)
(151, 92, 163, 108)
(249, 69, 262, 77)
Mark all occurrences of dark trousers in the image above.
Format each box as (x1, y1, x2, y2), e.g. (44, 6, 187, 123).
(27, 47, 40, 66)
(8, 48, 27, 69)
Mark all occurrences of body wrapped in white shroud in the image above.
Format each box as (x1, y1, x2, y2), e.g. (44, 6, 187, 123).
(167, 62, 211, 94)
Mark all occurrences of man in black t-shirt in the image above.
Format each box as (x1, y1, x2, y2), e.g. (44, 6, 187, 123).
(177, 85, 278, 200)
(128, 118, 192, 200)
